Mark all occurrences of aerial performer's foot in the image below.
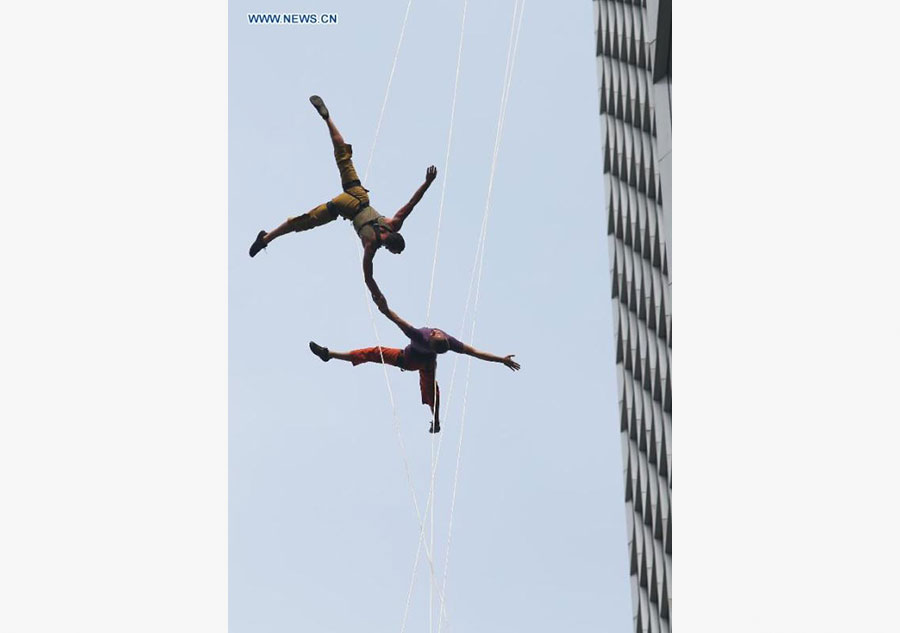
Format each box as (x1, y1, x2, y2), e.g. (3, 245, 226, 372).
(309, 95, 329, 120)
(429, 420, 441, 434)
(249, 230, 267, 257)
(309, 341, 331, 362)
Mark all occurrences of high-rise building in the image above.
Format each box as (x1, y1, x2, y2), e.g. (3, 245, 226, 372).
(592, 1, 671, 631)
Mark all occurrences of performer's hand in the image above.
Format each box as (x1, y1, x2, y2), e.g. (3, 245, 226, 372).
(502, 355, 520, 371)
(425, 165, 437, 184)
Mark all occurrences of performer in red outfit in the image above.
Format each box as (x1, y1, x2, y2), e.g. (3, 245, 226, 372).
(309, 294, 519, 433)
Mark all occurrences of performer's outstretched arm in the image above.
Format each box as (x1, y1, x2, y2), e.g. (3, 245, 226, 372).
(389, 165, 438, 231)
(459, 344, 521, 371)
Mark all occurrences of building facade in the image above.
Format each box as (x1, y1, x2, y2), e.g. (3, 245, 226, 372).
(591, 1, 671, 631)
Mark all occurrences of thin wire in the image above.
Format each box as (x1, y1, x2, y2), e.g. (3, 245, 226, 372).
(425, 0, 469, 325)
(437, 3, 526, 631)
(402, 0, 526, 627)
(401, 0, 471, 625)
(425, 2, 469, 630)
(401, 0, 526, 626)
(399, 528, 425, 633)
(365, 0, 414, 185)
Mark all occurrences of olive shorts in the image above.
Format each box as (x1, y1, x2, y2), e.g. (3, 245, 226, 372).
(286, 143, 370, 232)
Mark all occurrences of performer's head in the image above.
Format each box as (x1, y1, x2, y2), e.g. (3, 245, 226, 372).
(383, 232, 406, 254)
(430, 330, 450, 353)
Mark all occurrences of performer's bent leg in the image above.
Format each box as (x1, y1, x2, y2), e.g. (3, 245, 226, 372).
(418, 362, 441, 430)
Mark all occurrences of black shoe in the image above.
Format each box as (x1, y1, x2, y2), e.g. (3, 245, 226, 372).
(249, 230, 267, 257)
(309, 95, 329, 120)
(309, 341, 330, 362)
(429, 420, 441, 434)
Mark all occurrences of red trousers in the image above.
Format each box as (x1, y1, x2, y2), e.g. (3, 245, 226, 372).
(348, 347, 439, 409)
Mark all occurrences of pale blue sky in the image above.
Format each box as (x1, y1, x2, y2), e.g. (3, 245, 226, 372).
(229, 1, 631, 631)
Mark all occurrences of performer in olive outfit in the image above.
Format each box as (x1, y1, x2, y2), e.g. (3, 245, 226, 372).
(249, 96, 437, 269)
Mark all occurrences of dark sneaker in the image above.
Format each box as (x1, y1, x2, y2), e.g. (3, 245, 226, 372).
(309, 95, 329, 120)
(249, 230, 267, 257)
(309, 341, 330, 362)
(429, 420, 441, 434)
